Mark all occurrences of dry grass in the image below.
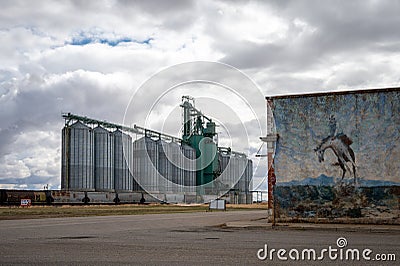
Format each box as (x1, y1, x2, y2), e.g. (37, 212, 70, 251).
(0, 203, 265, 220)
(226, 203, 269, 209)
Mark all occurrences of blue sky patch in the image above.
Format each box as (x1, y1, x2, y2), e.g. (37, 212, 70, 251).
(69, 35, 153, 47)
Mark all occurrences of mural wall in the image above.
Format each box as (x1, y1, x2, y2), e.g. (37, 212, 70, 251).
(271, 88, 400, 221)
(273, 88, 400, 185)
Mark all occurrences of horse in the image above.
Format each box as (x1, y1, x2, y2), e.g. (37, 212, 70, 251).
(314, 134, 357, 184)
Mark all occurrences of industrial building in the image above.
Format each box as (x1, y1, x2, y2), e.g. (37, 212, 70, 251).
(61, 96, 253, 204)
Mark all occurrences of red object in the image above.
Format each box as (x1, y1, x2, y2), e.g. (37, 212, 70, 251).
(271, 173, 276, 186)
(20, 199, 32, 207)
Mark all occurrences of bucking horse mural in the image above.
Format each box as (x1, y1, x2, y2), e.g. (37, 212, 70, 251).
(314, 115, 357, 184)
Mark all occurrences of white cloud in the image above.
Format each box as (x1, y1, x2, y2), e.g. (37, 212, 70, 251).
(210, 1, 289, 44)
(0, 154, 30, 178)
(0, 0, 399, 189)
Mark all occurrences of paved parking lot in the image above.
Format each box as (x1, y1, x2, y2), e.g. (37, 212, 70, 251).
(0, 210, 398, 265)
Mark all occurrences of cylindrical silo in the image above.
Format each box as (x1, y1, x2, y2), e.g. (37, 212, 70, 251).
(246, 159, 253, 204)
(94, 126, 114, 192)
(234, 155, 247, 192)
(114, 129, 133, 192)
(233, 155, 249, 204)
(167, 142, 181, 192)
(181, 144, 196, 192)
(133, 137, 158, 193)
(218, 152, 230, 187)
(67, 121, 95, 191)
(157, 140, 170, 193)
(61, 126, 69, 190)
(132, 136, 142, 192)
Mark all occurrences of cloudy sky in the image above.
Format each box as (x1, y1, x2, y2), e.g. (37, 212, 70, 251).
(1, 0, 399, 190)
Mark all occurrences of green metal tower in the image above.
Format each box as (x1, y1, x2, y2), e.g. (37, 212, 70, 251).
(180, 96, 219, 190)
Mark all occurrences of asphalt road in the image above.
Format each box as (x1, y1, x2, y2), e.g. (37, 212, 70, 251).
(0, 210, 398, 265)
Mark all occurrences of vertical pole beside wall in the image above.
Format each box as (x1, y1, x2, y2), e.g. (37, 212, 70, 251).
(261, 97, 277, 221)
(267, 98, 275, 210)
(267, 152, 273, 209)
(65, 125, 70, 191)
(260, 133, 277, 218)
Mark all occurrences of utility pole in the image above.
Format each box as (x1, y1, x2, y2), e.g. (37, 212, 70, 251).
(260, 97, 278, 224)
(260, 135, 277, 222)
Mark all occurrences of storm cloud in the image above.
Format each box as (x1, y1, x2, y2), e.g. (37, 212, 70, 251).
(0, 0, 399, 190)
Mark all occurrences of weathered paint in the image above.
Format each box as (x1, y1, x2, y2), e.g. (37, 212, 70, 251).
(274, 185, 399, 220)
(270, 88, 400, 185)
(269, 88, 400, 221)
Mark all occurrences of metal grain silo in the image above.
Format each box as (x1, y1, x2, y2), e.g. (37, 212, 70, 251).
(94, 126, 114, 192)
(61, 126, 68, 190)
(169, 142, 180, 189)
(181, 144, 196, 191)
(132, 141, 142, 192)
(133, 137, 159, 193)
(218, 152, 244, 191)
(218, 151, 250, 203)
(157, 140, 170, 193)
(245, 159, 253, 204)
(113, 129, 133, 192)
(67, 121, 95, 191)
(233, 156, 252, 204)
(166, 142, 181, 192)
(233, 155, 247, 192)
(218, 152, 230, 185)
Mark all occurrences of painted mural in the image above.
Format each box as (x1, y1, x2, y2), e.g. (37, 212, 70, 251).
(271, 88, 400, 221)
(314, 118, 357, 183)
(272, 88, 400, 185)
